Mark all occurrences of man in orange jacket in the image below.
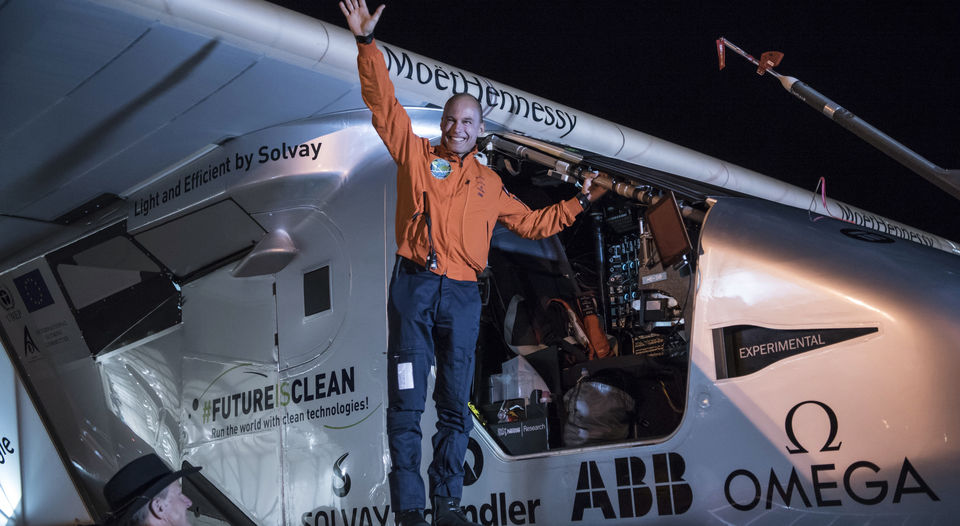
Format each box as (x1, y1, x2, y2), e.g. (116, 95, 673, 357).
(340, 2, 606, 525)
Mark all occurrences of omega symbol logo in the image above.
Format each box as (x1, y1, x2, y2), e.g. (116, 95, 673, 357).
(785, 400, 842, 454)
(332, 452, 351, 497)
(724, 399, 939, 510)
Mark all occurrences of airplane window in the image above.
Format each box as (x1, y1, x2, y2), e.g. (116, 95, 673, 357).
(303, 265, 331, 317)
(56, 264, 144, 310)
(73, 236, 160, 273)
(47, 222, 181, 356)
(55, 235, 159, 310)
(133, 199, 265, 280)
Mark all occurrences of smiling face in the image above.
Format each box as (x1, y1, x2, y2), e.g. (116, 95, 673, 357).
(440, 94, 484, 156)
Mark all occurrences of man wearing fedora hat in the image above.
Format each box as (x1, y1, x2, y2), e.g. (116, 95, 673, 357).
(102, 453, 200, 526)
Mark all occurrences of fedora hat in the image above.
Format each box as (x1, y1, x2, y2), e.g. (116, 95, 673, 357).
(103, 454, 201, 525)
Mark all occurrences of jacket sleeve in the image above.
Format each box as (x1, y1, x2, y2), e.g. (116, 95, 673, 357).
(497, 189, 584, 240)
(357, 42, 423, 165)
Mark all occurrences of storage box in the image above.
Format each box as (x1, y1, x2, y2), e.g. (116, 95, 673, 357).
(483, 400, 550, 455)
(500, 355, 550, 401)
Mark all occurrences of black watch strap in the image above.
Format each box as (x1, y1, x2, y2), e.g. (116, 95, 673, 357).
(577, 193, 591, 210)
(355, 33, 374, 45)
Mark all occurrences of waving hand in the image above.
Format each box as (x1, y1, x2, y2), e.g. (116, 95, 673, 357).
(339, 0, 385, 37)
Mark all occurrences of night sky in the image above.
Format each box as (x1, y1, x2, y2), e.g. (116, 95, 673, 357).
(270, 1, 960, 243)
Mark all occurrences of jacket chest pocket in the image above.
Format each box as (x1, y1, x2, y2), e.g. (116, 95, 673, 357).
(461, 191, 496, 269)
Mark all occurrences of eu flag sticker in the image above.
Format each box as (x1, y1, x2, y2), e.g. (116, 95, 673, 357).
(14, 269, 55, 313)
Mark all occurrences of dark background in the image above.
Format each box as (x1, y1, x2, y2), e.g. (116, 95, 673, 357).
(270, 0, 960, 242)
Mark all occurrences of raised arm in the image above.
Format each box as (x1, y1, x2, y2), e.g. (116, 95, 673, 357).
(339, 0, 385, 37)
(341, 1, 421, 166)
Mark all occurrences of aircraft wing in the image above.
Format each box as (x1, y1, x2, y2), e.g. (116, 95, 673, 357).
(2, 0, 957, 261)
(0, 0, 368, 260)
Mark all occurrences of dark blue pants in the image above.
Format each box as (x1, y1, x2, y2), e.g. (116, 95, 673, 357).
(387, 257, 480, 513)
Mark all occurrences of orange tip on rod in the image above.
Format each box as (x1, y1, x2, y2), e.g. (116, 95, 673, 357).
(716, 37, 784, 78)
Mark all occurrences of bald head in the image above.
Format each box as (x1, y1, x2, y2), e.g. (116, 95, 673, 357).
(440, 93, 484, 156)
(443, 93, 482, 117)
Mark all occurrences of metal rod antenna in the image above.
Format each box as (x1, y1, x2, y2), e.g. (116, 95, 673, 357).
(717, 37, 758, 67)
(716, 37, 960, 201)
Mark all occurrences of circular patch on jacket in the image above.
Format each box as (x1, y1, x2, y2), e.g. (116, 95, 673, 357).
(430, 158, 452, 179)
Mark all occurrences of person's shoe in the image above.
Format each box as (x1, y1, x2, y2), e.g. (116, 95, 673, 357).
(432, 497, 479, 526)
(396, 509, 429, 526)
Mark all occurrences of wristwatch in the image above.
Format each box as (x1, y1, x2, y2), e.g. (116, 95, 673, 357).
(577, 193, 591, 210)
(355, 33, 374, 45)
